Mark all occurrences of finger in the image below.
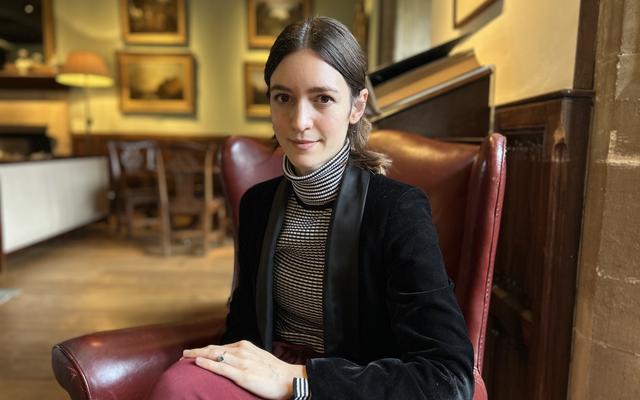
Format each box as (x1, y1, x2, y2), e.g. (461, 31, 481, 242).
(224, 340, 256, 350)
(229, 347, 262, 363)
(183, 340, 261, 361)
(219, 351, 254, 370)
(183, 344, 214, 354)
(184, 340, 249, 356)
(195, 356, 244, 383)
(183, 345, 224, 359)
(229, 341, 273, 362)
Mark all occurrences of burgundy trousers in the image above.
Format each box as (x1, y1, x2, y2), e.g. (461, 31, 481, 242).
(148, 342, 320, 400)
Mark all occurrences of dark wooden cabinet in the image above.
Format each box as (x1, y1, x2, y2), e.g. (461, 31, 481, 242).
(483, 90, 592, 400)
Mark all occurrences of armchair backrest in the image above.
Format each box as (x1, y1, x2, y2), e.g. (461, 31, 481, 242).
(220, 130, 506, 375)
(220, 137, 283, 291)
(220, 137, 283, 232)
(368, 130, 506, 374)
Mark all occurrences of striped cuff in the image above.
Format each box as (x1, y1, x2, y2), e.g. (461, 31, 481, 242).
(292, 377, 311, 399)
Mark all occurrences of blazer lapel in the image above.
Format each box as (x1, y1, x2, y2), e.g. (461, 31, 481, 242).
(255, 178, 288, 352)
(324, 166, 371, 355)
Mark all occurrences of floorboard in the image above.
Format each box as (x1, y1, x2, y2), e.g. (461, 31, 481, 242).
(0, 223, 234, 399)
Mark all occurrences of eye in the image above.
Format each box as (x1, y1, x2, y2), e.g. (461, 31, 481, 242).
(317, 95, 334, 104)
(273, 93, 291, 103)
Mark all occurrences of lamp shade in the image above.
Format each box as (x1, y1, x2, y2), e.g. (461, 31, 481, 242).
(56, 51, 113, 88)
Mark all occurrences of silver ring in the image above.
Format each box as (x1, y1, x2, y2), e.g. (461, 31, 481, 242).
(217, 351, 227, 362)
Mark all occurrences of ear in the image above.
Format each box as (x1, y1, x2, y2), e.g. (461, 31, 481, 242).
(349, 88, 369, 124)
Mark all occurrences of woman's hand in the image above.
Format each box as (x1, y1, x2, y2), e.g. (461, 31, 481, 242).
(182, 340, 307, 400)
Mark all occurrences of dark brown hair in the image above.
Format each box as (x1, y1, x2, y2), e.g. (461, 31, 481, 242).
(264, 16, 390, 174)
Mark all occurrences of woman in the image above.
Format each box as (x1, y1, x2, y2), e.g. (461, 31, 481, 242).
(150, 16, 474, 400)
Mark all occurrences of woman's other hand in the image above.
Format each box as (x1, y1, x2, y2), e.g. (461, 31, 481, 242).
(183, 340, 307, 400)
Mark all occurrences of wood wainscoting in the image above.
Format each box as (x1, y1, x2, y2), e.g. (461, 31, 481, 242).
(71, 132, 229, 157)
(483, 90, 593, 400)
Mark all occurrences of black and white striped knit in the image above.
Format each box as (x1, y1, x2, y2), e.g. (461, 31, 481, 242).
(273, 138, 351, 357)
(292, 377, 310, 399)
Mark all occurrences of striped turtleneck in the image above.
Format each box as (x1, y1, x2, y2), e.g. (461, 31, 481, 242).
(282, 139, 350, 206)
(273, 139, 350, 353)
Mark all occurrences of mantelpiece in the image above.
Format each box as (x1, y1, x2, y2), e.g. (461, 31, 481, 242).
(0, 72, 67, 90)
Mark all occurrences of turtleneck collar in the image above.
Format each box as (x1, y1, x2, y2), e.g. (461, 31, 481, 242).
(282, 138, 350, 206)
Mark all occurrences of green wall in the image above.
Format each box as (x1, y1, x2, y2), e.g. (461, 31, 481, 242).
(54, 0, 358, 138)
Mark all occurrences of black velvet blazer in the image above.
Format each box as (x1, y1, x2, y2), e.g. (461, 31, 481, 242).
(222, 165, 474, 400)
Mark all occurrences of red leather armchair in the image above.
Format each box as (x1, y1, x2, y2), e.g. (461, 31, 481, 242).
(368, 131, 506, 399)
(52, 131, 505, 400)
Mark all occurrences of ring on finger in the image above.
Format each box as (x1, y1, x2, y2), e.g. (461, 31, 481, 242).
(216, 351, 227, 363)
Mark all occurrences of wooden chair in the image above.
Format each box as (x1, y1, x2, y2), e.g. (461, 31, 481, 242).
(107, 140, 165, 238)
(159, 142, 227, 256)
(53, 131, 506, 400)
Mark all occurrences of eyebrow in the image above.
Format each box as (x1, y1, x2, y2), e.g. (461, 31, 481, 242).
(270, 84, 340, 94)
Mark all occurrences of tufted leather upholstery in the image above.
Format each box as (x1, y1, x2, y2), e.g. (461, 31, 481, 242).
(52, 131, 505, 400)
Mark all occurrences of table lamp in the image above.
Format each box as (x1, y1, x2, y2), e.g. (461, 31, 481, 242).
(55, 51, 113, 143)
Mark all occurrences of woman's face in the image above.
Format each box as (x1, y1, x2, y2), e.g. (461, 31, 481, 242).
(269, 49, 367, 175)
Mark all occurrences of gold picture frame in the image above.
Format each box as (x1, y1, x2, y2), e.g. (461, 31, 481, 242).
(0, 0, 56, 74)
(454, 0, 497, 28)
(117, 52, 195, 114)
(247, 0, 313, 49)
(244, 62, 270, 118)
(120, 0, 187, 45)
(42, 0, 56, 67)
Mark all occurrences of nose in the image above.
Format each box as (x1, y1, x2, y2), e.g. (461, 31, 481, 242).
(290, 100, 313, 132)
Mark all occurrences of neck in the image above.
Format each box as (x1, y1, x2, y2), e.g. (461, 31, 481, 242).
(283, 139, 350, 206)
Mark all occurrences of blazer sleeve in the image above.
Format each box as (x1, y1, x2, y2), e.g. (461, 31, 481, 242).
(306, 187, 475, 400)
(220, 186, 262, 346)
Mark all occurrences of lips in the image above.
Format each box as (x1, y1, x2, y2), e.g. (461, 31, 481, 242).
(290, 139, 319, 150)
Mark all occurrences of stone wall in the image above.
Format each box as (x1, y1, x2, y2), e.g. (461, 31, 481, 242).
(569, 1, 640, 399)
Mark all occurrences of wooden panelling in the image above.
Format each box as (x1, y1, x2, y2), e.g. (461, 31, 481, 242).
(371, 69, 492, 139)
(483, 90, 593, 400)
(71, 133, 229, 157)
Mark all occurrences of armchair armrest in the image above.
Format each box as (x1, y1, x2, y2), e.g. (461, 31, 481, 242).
(52, 316, 226, 400)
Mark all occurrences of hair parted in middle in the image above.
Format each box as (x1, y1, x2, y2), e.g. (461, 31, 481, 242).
(264, 16, 390, 175)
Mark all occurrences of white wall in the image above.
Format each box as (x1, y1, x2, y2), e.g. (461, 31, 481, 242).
(431, 0, 581, 105)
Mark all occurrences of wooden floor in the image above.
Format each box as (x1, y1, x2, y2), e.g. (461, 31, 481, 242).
(0, 223, 234, 399)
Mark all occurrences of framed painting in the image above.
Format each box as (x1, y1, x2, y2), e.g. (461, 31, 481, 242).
(0, 0, 56, 73)
(247, 0, 312, 48)
(244, 61, 270, 118)
(454, 0, 497, 28)
(120, 0, 187, 45)
(117, 52, 195, 114)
